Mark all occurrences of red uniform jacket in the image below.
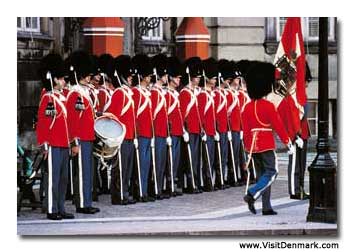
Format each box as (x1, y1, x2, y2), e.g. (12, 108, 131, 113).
(277, 95, 301, 141)
(213, 88, 228, 133)
(151, 85, 168, 137)
(165, 88, 183, 136)
(300, 117, 310, 139)
(132, 86, 153, 138)
(179, 86, 201, 134)
(225, 88, 241, 132)
(238, 90, 250, 113)
(241, 99, 290, 153)
(197, 89, 216, 136)
(62, 88, 70, 98)
(36, 91, 69, 148)
(97, 86, 111, 113)
(66, 85, 95, 142)
(105, 85, 136, 140)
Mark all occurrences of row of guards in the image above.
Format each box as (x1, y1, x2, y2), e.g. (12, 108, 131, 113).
(34, 31, 312, 220)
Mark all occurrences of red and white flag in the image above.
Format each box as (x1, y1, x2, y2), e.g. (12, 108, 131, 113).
(268, 17, 307, 141)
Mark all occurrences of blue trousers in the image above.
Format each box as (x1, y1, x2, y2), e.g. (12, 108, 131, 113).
(171, 136, 181, 181)
(248, 150, 278, 211)
(46, 146, 69, 214)
(230, 131, 241, 181)
(155, 137, 167, 194)
(138, 137, 151, 197)
(201, 136, 215, 187)
(111, 140, 135, 201)
(73, 141, 93, 208)
(189, 133, 201, 187)
(220, 132, 228, 180)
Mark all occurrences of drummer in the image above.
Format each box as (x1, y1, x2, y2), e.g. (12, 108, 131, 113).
(66, 50, 116, 214)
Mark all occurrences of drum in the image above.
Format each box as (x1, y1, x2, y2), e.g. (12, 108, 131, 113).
(93, 116, 126, 160)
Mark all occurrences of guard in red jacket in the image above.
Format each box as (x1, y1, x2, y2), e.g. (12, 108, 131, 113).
(151, 54, 169, 199)
(218, 59, 242, 187)
(36, 53, 74, 221)
(234, 60, 253, 184)
(131, 54, 155, 202)
(198, 58, 218, 191)
(66, 50, 103, 214)
(104, 55, 137, 205)
(212, 67, 229, 190)
(242, 61, 293, 216)
(165, 56, 184, 196)
(179, 57, 203, 193)
(289, 62, 313, 200)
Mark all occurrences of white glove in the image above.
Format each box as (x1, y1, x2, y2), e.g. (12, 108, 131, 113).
(227, 131, 232, 141)
(240, 131, 243, 140)
(295, 136, 304, 149)
(133, 138, 139, 149)
(166, 136, 172, 146)
(201, 133, 207, 142)
(183, 131, 189, 142)
(287, 142, 295, 155)
(214, 132, 220, 142)
(151, 138, 155, 148)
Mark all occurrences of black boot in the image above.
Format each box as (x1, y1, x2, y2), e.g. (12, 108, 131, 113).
(243, 193, 256, 214)
(47, 213, 62, 220)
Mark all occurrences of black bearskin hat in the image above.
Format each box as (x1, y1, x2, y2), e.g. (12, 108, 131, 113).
(202, 57, 218, 80)
(67, 50, 94, 81)
(235, 59, 253, 78)
(167, 56, 183, 78)
(91, 55, 101, 76)
(184, 56, 202, 78)
(229, 60, 242, 79)
(115, 55, 134, 81)
(132, 54, 153, 78)
(98, 53, 115, 81)
(38, 53, 65, 91)
(218, 59, 235, 81)
(151, 54, 168, 77)
(244, 61, 275, 100)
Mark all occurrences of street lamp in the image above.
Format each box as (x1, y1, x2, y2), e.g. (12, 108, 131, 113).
(306, 17, 337, 223)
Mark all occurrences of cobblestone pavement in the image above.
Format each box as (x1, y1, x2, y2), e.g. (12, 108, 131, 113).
(17, 152, 337, 235)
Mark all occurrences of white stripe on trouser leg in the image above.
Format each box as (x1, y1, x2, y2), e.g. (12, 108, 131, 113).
(48, 147, 53, 214)
(253, 151, 278, 199)
(200, 150, 204, 187)
(118, 148, 123, 201)
(97, 160, 102, 188)
(274, 151, 279, 173)
(107, 164, 111, 190)
(290, 147, 296, 195)
(252, 158, 256, 179)
(78, 146, 84, 208)
(70, 159, 73, 195)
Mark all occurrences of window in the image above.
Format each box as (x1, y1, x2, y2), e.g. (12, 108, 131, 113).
(276, 17, 335, 42)
(17, 17, 40, 33)
(141, 21, 163, 41)
(307, 100, 318, 136)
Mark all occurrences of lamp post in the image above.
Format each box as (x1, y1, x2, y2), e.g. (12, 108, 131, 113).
(306, 17, 337, 223)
